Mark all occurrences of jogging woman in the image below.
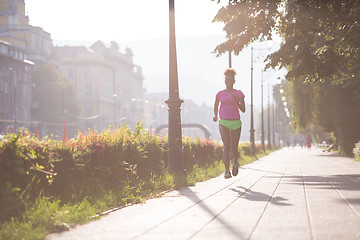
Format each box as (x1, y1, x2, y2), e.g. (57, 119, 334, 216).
(213, 68, 246, 179)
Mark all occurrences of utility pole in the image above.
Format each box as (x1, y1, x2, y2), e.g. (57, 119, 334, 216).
(229, 51, 232, 68)
(272, 103, 276, 147)
(261, 70, 265, 151)
(250, 47, 255, 153)
(267, 83, 272, 149)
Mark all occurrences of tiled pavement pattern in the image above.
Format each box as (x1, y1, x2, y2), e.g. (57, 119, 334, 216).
(47, 147, 360, 240)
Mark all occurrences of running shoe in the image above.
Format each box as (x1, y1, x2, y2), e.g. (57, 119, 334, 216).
(232, 161, 239, 176)
(224, 169, 232, 179)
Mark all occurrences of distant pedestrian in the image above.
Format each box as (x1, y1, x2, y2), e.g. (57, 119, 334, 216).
(213, 68, 246, 179)
(306, 132, 312, 150)
(286, 136, 290, 147)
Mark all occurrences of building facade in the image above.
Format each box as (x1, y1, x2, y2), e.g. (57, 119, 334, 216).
(53, 41, 144, 132)
(0, 0, 51, 134)
(0, 0, 52, 62)
(1, 0, 144, 135)
(0, 39, 33, 132)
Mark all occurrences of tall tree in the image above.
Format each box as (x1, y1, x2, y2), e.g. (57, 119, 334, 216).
(212, 0, 360, 155)
(32, 64, 78, 136)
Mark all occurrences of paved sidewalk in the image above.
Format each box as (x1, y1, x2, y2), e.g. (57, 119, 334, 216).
(47, 147, 360, 240)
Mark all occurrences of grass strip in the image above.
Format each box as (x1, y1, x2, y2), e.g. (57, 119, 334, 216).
(0, 149, 276, 240)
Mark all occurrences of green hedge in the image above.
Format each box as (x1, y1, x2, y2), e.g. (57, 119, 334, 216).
(0, 122, 266, 224)
(0, 123, 225, 223)
(354, 141, 360, 160)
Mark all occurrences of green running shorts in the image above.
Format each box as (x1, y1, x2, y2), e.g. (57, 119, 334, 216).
(219, 119, 242, 130)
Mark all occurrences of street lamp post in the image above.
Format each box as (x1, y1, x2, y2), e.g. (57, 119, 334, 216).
(113, 93, 117, 125)
(250, 41, 273, 153)
(267, 83, 272, 149)
(261, 70, 265, 151)
(229, 51, 232, 68)
(166, 0, 184, 173)
(272, 103, 276, 147)
(250, 47, 255, 153)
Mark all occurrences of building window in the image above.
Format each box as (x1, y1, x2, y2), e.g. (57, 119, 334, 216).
(84, 104, 92, 115)
(0, 80, 4, 92)
(0, 95, 4, 113)
(83, 69, 93, 96)
(84, 69, 91, 80)
(83, 84, 93, 96)
(68, 69, 74, 79)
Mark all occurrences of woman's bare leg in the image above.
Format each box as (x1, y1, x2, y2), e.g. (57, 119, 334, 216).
(219, 124, 231, 170)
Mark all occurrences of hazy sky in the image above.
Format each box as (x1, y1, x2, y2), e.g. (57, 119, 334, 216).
(25, 0, 286, 110)
(26, 0, 226, 42)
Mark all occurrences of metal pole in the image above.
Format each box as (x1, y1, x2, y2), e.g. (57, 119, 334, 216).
(261, 70, 265, 151)
(277, 108, 280, 146)
(229, 51, 232, 68)
(12, 68, 17, 131)
(166, 0, 184, 173)
(62, 77, 65, 120)
(267, 83, 272, 149)
(62, 76, 66, 141)
(250, 47, 255, 153)
(113, 68, 117, 126)
(114, 97, 116, 125)
(272, 102, 275, 147)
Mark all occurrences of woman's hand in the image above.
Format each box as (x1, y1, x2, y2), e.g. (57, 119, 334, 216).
(213, 116, 218, 122)
(232, 94, 240, 107)
(233, 94, 245, 112)
(232, 94, 238, 103)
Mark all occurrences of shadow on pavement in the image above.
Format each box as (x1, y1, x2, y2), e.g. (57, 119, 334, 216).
(338, 198, 360, 205)
(175, 186, 246, 239)
(315, 153, 345, 158)
(243, 167, 360, 192)
(230, 186, 292, 206)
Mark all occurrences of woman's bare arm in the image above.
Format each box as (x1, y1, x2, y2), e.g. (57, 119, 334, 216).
(238, 97, 246, 113)
(213, 97, 219, 122)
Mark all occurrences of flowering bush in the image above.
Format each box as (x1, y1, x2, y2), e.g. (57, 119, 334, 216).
(0, 132, 59, 220)
(183, 137, 223, 170)
(239, 142, 263, 156)
(0, 123, 225, 222)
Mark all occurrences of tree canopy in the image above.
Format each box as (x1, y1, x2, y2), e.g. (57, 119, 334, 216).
(213, 0, 360, 155)
(213, 0, 360, 82)
(32, 64, 78, 136)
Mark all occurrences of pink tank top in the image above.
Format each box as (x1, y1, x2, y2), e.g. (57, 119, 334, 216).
(216, 89, 245, 120)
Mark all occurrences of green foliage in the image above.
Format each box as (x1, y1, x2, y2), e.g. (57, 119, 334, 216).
(287, 78, 360, 155)
(353, 142, 360, 159)
(182, 137, 223, 170)
(31, 64, 79, 135)
(213, 0, 360, 83)
(212, 0, 360, 155)
(0, 123, 273, 239)
(0, 132, 59, 220)
(0, 124, 224, 222)
(239, 142, 263, 156)
(0, 197, 98, 240)
(287, 79, 317, 129)
(212, 0, 279, 55)
(186, 161, 225, 186)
